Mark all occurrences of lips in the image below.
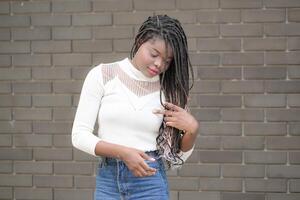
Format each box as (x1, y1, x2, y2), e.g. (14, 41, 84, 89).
(148, 67, 159, 76)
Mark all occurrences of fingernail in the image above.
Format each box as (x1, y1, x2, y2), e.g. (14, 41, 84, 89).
(149, 157, 155, 161)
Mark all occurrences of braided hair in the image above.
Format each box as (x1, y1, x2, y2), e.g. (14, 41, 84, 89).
(130, 15, 194, 167)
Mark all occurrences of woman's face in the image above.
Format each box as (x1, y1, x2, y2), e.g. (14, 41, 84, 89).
(131, 37, 174, 78)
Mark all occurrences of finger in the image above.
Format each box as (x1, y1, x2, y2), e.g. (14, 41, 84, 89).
(152, 108, 165, 115)
(164, 102, 182, 111)
(140, 152, 156, 162)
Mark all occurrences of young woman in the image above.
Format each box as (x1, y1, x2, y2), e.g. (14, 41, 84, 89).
(72, 15, 199, 200)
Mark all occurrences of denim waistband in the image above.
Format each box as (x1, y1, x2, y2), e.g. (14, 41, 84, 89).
(101, 150, 161, 165)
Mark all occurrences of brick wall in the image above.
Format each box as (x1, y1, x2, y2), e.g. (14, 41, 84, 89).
(0, 0, 300, 200)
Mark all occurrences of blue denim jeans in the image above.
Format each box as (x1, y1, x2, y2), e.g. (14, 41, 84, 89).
(94, 151, 169, 200)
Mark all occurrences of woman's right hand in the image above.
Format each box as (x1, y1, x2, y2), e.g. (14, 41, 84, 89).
(120, 147, 157, 177)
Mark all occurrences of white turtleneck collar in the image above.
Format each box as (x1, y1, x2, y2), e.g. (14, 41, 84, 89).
(119, 58, 159, 82)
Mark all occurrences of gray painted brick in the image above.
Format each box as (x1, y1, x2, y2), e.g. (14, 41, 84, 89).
(72, 13, 112, 26)
(15, 161, 52, 174)
(221, 24, 263, 37)
(0, 187, 12, 199)
(245, 151, 287, 164)
(34, 175, 73, 187)
(221, 0, 262, 8)
(184, 24, 219, 37)
(0, 95, 31, 107)
(114, 39, 133, 52)
(266, 109, 300, 122)
(0, 135, 12, 146)
(32, 68, 71, 80)
(268, 165, 300, 178)
(0, 28, 8, 41)
(52, 1, 91, 12)
(199, 151, 242, 163)
(0, 161, 12, 173)
(54, 189, 93, 200)
(14, 108, 52, 120)
(288, 37, 300, 50)
(200, 178, 242, 191)
(266, 136, 300, 150)
(169, 177, 199, 190)
(134, 0, 175, 10)
(33, 122, 72, 134)
(288, 66, 300, 79)
(94, 26, 133, 39)
(15, 188, 52, 200)
(265, 23, 300, 36)
(222, 192, 265, 200)
(53, 135, 72, 147)
(156, 11, 197, 24)
(195, 136, 221, 149)
(53, 54, 91, 66)
(93, 0, 132, 11)
(197, 67, 241, 80)
(13, 82, 51, 93)
(177, 0, 218, 9)
(264, 0, 300, 8)
(0, 16, 30, 27)
(0, 108, 11, 120)
(53, 108, 76, 120)
(197, 10, 241, 23)
(222, 81, 264, 94)
(200, 122, 242, 136)
(222, 164, 265, 178)
(0, 148, 32, 160)
(14, 134, 52, 147)
(34, 148, 73, 161)
(0, 2, 9, 14)
(53, 27, 92, 40)
(0, 41, 30, 53)
(290, 123, 300, 136)
(179, 191, 220, 200)
(244, 38, 286, 51)
(72, 40, 112, 53)
(244, 94, 286, 108)
(244, 123, 286, 136)
(222, 53, 264, 65)
(0, 121, 32, 133)
(245, 179, 286, 192)
(191, 108, 221, 121)
(12, 1, 50, 13)
(32, 41, 71, 53)
(198, 95, 242, 107)
(0, 68, 31, 81)
(12, 27, 51, 40)
(197, 38, 241, 51)
(266, 52, 300, 65)
(190, 53, 220, 65)
(74, 176, 95, 188)
(33, 95, 72, 107)
(13, 54, 51, 67)
(114, 12, 155, 25)
(289, 9, 300, 22)
(0, 174, 32, 186)
(266, 81, 300, 93)
(222, 136, 264, 149)
(0, 82, 11, 93)
(290, 179, 300, 192)
(53, 81, 83, 93)
(244, 67, 286, 79)
(178, 164, 220, 177)
(267, 193, 300, 200)
(32, 15, 71, 26)
(191, 81, 220, 93)
(242, 9, 285, 22)
(0, 55, 11, 67)
(54, 162, 93, 175)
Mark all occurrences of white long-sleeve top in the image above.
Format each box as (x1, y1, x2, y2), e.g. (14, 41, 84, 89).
(72, 58, 193, 162)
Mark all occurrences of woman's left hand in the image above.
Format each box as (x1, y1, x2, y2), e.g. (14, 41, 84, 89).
(153, 102, 198, 134)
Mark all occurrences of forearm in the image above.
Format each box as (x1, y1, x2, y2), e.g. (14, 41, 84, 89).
(180, 122, 199, 152)
(94, 140, 131, 160)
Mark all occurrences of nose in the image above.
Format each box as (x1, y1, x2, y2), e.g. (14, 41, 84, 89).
(154, 58, 163, 69)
